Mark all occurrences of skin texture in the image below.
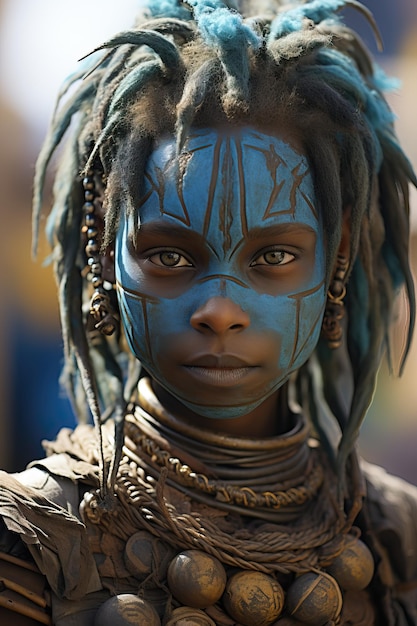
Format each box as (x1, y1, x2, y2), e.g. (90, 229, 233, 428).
(115, 127, 327, 435)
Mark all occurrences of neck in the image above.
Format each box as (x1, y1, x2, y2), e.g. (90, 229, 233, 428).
(151, 380, 295, 438)
(129, 377, 318, 523)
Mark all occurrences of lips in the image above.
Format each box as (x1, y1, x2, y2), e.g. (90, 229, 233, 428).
(182, 354, 258, 387)
(184, 354, 253, 368)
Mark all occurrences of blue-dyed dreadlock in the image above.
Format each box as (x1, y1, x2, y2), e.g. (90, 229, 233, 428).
(32, 0, 416, 505)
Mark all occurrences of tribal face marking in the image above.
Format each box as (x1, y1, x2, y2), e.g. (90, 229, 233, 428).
(115, 127, 326, 419)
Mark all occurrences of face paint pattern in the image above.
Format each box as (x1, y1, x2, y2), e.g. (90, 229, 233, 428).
(115, 128, 326, 419)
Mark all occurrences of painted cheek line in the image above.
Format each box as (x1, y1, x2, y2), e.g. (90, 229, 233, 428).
(119, 295, 154, 366)
(286, 279, 325, 364)
(116, 281, 159, 304)
(288, 279, 325, 300)
(290, 299, 326, 367)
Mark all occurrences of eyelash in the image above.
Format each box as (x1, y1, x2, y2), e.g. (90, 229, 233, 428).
(250, 247, 296, 267)
(147, 250, 193, 268)
(145, 246, 297, 270)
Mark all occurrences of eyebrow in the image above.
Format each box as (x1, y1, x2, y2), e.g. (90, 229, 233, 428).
(227, 222, 316, 259)
(245, 223, 316, 240)
(136, 221, 315, 239)
(134, 221, 207, 246)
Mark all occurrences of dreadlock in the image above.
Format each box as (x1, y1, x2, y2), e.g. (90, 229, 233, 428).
(32, 0, 416, 500)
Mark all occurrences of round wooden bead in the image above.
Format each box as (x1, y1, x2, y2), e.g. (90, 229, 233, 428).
(83, 177, 95, 190)
(223, 570, 285, 626)
(124, 530, 175, 579)
(124, 531, 154, 576)
(165, 606, 216, 625)
(167, 550, 227, 609)
(327, 537, 374, 590)
(94, 594, 160, 625)
(286, 572, 342, 625)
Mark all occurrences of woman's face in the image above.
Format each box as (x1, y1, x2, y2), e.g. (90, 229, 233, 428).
(115, 127, 327, 419)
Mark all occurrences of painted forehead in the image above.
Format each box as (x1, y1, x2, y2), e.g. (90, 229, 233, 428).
(138, 127, 318, 238)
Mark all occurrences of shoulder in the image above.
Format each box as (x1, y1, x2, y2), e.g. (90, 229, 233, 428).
(361, 460, 417, 624)
(12, 423, 102, 512)
(0, 426, 104, 608)
(0, 550, 53, 625)
(362, 459, 417, 581)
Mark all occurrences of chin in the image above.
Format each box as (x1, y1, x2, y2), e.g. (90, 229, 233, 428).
(179, 396, 267, 420)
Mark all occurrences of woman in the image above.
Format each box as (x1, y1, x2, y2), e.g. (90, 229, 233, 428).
(1, 0, 417, 624)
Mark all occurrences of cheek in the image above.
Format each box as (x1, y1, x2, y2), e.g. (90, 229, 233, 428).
(117, 291, 150, 363)
(282, 288, 326, 369)
(252, 294, 298, 367)
(148, 298, 191, 345)
(254, 287, 326, 370)
(117, 288, 191, 362)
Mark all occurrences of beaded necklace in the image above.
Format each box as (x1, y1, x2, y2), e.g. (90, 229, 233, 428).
(81, 378, 375, 625)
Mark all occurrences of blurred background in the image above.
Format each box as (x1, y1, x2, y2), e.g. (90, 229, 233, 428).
(0, 0, 416, 482)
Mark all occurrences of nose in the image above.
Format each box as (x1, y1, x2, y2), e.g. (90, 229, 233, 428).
(190, 297, 250, 335)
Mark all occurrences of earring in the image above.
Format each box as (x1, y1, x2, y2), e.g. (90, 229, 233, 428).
(322, 255, 349, 349)
(83, 169, 119, 336)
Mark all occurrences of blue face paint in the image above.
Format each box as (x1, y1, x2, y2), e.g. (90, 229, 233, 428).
(115, 127, 326, 419)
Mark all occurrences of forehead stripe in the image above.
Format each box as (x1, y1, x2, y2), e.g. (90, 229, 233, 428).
(174, 171, 191, 227)
(220, 138, 233, 254)
(235, 137, 249, 238)
(262, 179, 286, 221)
(290, 164, 309, 218)
(203, 136, 223, 239)
(301, 190, 318, 221)
(138, 175, 154, 209)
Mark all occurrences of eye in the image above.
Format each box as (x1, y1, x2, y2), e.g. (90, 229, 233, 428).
(148, 250, 193, 267)
(250, 248, 295, 267)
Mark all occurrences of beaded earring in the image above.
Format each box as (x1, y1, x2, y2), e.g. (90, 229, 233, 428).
(322, 254, 349, 349)
(83, 169, 119, 336)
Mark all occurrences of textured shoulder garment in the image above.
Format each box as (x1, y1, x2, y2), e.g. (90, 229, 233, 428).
(0, 380, 416, 625)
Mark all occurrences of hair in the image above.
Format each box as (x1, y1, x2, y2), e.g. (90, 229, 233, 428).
(33, 0, 416, 500)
